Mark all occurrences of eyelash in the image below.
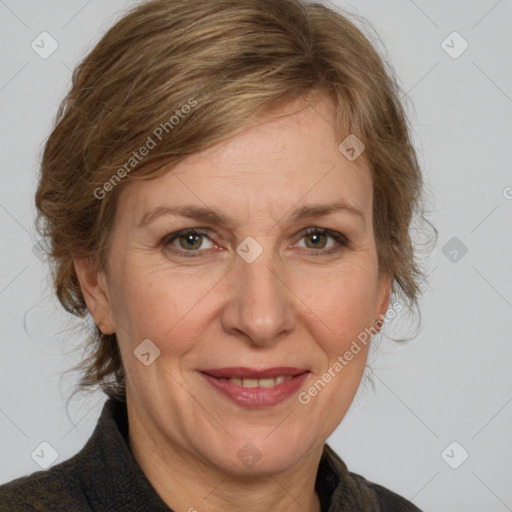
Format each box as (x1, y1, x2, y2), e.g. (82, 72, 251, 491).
(161, 227, 349, 258)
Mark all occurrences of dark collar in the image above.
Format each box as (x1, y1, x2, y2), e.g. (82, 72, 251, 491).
(76, 396, 172, 511)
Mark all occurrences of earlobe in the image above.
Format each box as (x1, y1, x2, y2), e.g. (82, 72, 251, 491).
(73, 257, 115, 334)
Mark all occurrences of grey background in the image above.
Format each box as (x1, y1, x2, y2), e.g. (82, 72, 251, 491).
(1, 1, 511, 510)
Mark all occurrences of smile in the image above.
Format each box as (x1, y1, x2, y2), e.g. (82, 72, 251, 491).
(199, 367, 310, 408)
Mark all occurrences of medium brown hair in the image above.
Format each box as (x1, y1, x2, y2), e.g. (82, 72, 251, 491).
(35, 0, 436, 401)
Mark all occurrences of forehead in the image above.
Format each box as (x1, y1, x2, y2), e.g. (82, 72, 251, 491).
(119, 94, 372, 225)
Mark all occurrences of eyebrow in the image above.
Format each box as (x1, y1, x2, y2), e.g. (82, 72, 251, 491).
(139, 199, 365, 230)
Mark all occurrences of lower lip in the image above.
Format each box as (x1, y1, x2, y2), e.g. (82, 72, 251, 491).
(200, 372, 310, 408)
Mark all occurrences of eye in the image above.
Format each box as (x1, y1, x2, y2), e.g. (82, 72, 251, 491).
(162, 227, 349, 258)
(296, 227, 349, 255)
(163, 228, 215, 256)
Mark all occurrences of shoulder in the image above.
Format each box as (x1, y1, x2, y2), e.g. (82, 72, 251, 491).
(349, 471, 423, 511)
(0, 460, 91, 511)
(319, 444, 422, 511)
(0, 399, 114, 511)
(0, 397, 170, 512)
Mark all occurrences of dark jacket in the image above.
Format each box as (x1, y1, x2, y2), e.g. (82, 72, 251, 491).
(0, 397, 422, 511)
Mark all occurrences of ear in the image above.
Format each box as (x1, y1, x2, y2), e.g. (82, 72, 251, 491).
(73, 257, 115, 334)
(374, 272, 393, 331)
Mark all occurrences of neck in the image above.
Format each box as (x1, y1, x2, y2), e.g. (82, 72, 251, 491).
(127, 405, 323, 512)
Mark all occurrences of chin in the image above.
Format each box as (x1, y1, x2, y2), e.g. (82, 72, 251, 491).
(205, 431, 317, 477)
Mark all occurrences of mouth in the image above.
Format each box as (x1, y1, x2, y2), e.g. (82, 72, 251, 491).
(199, 367, 310, 408)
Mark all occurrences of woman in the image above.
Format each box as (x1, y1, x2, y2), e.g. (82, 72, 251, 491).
(0, 0, 433, 510)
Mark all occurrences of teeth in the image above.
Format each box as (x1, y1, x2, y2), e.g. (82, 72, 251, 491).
(258, 378, 276, 388)
(227, 376, 293, 388)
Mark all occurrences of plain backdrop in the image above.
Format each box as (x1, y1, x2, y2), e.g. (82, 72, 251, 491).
(1, 1, 511, 511)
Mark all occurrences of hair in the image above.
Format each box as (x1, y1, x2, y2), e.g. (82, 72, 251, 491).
(34, 0, 437, 402)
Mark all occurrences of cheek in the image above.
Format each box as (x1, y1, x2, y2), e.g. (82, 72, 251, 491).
(295, 271, 377, 437)
(297, 262, 379, 349)
(109, 259, 221, 354)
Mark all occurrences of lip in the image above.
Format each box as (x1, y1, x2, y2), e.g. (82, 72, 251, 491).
(199, 367, 310, 408)
(200, 366, 307, 379)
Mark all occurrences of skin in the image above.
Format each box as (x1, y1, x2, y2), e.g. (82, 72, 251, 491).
(75, 93, 392, 512)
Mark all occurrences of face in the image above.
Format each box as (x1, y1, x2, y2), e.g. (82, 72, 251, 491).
(75, 93, 391, 476)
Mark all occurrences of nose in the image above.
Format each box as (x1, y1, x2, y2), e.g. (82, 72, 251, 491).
(221, 240, 296, 348)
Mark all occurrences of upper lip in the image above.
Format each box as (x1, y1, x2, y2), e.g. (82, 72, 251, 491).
(200, 367, 309, 379)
